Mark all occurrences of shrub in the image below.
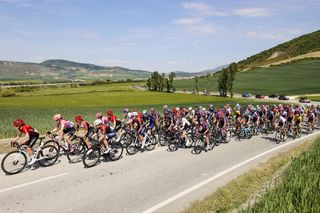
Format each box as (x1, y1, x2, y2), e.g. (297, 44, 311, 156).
(1, 89, 16, 97)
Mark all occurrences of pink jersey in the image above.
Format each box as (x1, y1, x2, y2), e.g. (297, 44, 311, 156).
(101, 116, 109, 125)
(58, 119, 74, 129)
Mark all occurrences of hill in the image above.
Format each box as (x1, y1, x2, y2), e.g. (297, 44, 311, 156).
(0, 59, 151, 81)
(238, 29, 320, 70)
(174, 58, 320, 95)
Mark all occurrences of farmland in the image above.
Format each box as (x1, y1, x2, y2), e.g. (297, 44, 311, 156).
(0, 83, 254, 139)
(174, 59, 320, 95)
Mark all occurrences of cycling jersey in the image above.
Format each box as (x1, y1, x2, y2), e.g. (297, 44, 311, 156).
(143, 113, 156, 129)
(96, 124, 116, 139)
(19, 124, 39, 147)
(180, 117, 190, 130)
(77, 121, 94, 137)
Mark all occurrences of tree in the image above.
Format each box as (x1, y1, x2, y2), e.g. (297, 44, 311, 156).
(227, 63, 237, 98)
(168, 72, 176, 92)
(218, 68, 228, 97)
(206, 74, 211, 95)
(194, 76, 199, 94)
(160, 73, 166, 91)
(165, 78, 170, 92)
(146, 78, 151, 90)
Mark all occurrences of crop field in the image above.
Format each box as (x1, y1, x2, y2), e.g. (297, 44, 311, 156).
(174, 59, 320, 95)
(0, 83, 259, 139)
(248, 138, 320, 212)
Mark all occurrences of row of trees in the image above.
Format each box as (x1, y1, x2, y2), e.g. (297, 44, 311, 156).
(146, 72, 176, 92)
(218, 62, 237, 97)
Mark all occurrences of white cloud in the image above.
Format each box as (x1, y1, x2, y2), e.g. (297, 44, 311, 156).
(181, 2, 228, 17)
(246, 31, 286, 40)
(232, 8, 272, 17)
(175, 18, 203, 25)
(182, 2, 211, 11)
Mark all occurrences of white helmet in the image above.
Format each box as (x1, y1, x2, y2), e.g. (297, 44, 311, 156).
(94, 119, 102, 126)
(188, 107, 193, 111)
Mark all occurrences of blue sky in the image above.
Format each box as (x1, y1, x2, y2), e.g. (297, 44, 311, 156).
(0, 0, 319, 72)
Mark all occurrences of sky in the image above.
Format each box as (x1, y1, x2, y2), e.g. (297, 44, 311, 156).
(0, 0, 319, 72)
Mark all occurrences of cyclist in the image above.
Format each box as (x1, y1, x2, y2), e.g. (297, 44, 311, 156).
(12, 119, 39, 165)
(96, 112, 109, 125)
(75, 115, 94, 148)
(277, 114, 287, 140)
(107, 110, 122, 132)
(93, 119, 115, 154)
(177, 112, 191, 147)
(293, 111, 302, 133)
(198, 117, 210, 151)
(50, 114, 75, 150)
(142, 109, 156, 134)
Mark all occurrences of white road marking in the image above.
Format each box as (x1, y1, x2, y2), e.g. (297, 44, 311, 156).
(0, 172, 68, 193)
(142, 131, 320, 213)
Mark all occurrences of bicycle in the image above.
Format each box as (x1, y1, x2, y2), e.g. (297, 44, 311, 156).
(1, 137, 59, 175)
(83, 137, 123, 168)
(274, 127, 287, 144)
(45, 133, 87, 163)
(126, 130, 156, 155)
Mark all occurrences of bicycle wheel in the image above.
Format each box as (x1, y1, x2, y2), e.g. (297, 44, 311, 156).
(224, 131, 232, 143)
(126, 142, 138, 155)
(83, 148, 100, 168)
(67, 141, 86, 163)
(1, 151, 27, 175)
(37, 145, 59, 167)
(108, 142, 123, 161)
(168, 140, 179, 152)
(275, 132, 281, 144)
(145, 137, 156, 151)
(44, 140, 62, 152)
(159, 134, 168, 146)
(193, 139, 204, 154)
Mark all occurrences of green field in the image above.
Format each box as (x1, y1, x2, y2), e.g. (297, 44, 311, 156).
(174, 59, 320, 95)
(0, 83, 258, 139)
(307, 96, 320, 102)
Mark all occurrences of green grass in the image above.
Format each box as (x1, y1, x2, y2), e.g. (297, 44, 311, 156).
(247, 138, 320, 212)
(185, 138, 318, 213)
(307, 96, 320, 102)
(0, 82, 258, 139)
(174, 59, 320, 95)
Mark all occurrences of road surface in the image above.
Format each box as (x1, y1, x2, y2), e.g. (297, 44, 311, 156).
(0, 130, 319, 213)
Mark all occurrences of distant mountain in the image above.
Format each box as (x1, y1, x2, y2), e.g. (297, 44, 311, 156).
(195, 64, 230, 76)
(0, 59, 151, 81)
(238, 29, 320, 70)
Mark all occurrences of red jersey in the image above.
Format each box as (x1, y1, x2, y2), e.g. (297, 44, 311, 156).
(19, 124, 35, 135)
(77, 121, 92, 131)
(108, 115, 118, 123)
(98, 124, 112, 134)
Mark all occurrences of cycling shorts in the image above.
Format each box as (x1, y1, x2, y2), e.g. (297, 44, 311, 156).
(26, 132, 39, 147)
(63, 127, 76, 136)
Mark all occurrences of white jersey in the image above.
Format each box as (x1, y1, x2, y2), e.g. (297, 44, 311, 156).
(181, 117, 190, 128)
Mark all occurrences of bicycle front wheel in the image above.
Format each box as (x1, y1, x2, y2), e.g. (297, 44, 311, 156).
(83, 148, 100, 168)
(38, 145, 59, 167)
(1, 151, 27, 175)
(108, 142, 123, 161)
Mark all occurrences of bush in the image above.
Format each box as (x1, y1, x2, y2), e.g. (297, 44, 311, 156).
(1, 89, 16, 97)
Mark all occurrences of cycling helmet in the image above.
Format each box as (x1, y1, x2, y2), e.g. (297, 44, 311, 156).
(163, 105, 168, 110)
(13, 119, 25, 127)
(142, 109, 147, 114)
(209, 104, 213, 108)
(107, 110, 113, 117)
(53, 114, 62, 121)
(75, 115, 83, 122)
(200, 117, 205, 122)
(150, 108, 155, 112)
(202, 108, 206, 111)
(123, 108, 129, 113)
(96, 112, 102, 118)
(188, 107, 193, 111)
(94, 119, 102, 126)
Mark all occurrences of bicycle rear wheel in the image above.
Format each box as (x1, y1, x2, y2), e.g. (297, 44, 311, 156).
(37, 145, 59, 167)
(1, 151, 27, 175)
(168, 140, 179, 152)
(83, 148, 100, 168)
(145, 137, 156, 151)
(108, 142, 123, 161)
(193, 139, 204, 154)
(67, 141, 86, 163)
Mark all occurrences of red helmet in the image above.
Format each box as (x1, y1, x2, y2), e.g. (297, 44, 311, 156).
(138, 113, 143, 118)
(13, 119, 25, 127)
(75, 115, 83, 122)
(107, 110, 113, 117)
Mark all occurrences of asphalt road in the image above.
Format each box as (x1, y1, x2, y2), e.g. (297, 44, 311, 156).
(0, 130, 319, 213)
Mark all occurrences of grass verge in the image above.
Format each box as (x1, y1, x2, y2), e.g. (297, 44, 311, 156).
(246, 137, 320, 212)
(184, 137, 319, 213)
